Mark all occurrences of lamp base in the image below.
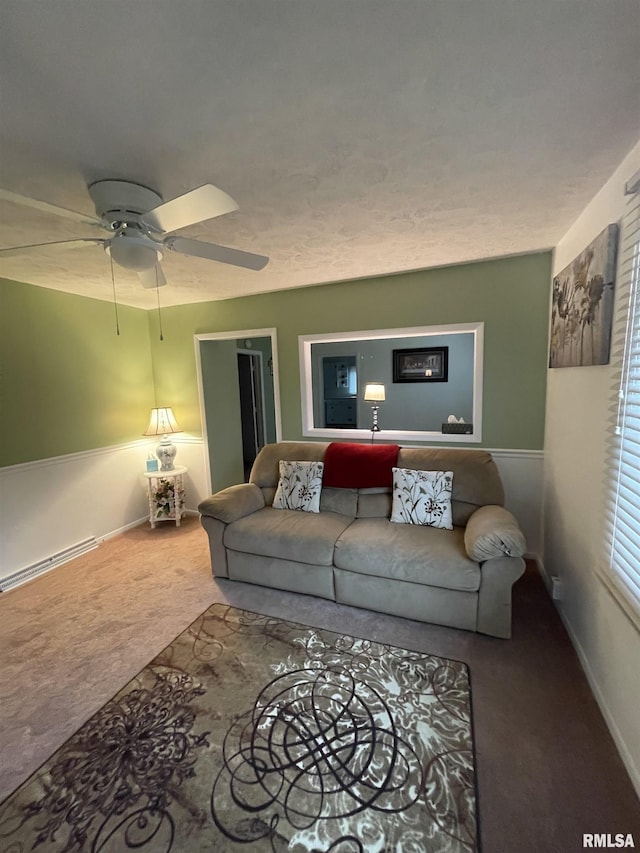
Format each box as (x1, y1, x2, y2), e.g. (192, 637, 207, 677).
(156, 437, 177, 471)
(370, 404, 381, 433)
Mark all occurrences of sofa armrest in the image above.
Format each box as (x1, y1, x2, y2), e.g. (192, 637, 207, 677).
(464, 504, 526, 562)
(198, 483, 265, 524)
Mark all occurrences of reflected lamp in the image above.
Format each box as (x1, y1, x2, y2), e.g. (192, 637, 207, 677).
(363, 383, 385, 434)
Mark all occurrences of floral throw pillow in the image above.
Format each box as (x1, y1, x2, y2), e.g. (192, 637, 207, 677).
(390, 467, 454, 529)
(272, 460, 324, 513)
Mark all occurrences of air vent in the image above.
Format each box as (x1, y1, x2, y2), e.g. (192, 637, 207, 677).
(0, 538, 98, 592)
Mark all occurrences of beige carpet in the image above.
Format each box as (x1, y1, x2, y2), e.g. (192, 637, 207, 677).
(0, 515, 639, 852)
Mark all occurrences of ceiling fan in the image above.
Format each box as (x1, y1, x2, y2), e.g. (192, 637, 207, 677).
(0, 180, 269, 288)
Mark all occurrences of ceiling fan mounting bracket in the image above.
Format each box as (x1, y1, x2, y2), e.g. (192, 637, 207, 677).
(88, 180, 163, 226)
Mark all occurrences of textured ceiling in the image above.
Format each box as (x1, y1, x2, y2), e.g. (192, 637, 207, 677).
(1, 0, 639, 309)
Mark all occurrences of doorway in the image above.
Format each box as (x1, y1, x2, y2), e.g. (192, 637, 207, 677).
(194, 329, 282, 494)
(237, 350, 266, 480)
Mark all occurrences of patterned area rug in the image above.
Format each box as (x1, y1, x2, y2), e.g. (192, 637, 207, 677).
(0, 604, 478, 852)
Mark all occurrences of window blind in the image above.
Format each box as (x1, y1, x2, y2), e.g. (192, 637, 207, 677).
(604, 173, 640, 628)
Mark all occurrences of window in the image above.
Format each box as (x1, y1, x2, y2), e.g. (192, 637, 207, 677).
(605, 170, 640, 628)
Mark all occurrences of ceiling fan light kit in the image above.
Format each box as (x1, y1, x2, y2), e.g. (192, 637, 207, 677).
(0, 179, 269, 288)
(106, 232, 163, 273)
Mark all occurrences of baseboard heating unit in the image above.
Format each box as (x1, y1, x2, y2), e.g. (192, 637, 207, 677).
(0, 537, 99, 592)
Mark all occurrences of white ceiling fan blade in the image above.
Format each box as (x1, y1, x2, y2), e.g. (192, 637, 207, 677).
(141, 184, 239, 235)
(138, 265, 167, 289)
(0, 238, 105, 257)
(167, 236, 269, 271)
(0, 188, 107, 229)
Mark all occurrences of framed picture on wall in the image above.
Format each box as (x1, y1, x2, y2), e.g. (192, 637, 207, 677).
(549, 223, 618, 368)
(392, 347, 449, 382)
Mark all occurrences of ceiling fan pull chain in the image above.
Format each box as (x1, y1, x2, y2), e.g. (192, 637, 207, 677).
(156, 267, 164, 341)
(109, 254, 120, 336)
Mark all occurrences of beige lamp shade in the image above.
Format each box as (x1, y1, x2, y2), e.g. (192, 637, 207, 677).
(363, 383, 386, 402)
(143, 407, 182, 436)
(144, 407, 182, 471)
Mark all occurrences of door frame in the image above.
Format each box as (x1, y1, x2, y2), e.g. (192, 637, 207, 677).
(194, 328, 282, 494)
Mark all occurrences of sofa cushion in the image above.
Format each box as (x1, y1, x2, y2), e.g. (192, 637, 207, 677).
(227, 551, 336, 600)
(390, 468, 453, 529)
(334, 518, 480, 592)
(198, 483, 265, 524)
(323, 442, 399, 488)
(273, 460, 324, 513)
(224, 506, 353, 567)
(250, 442, 328, 489)
(320, 487, 358, 517)
(356, 487, 392, 519)
(397, 448, 505, 525)
(464, 505, 527, 561)
(249, 444, 505, 526)
(259, 486, 358, 516)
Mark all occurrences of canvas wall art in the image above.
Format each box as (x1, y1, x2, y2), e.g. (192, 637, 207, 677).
(549, 223, 618, 368)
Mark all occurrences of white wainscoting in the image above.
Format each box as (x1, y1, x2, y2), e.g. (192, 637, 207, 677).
(0, 440, 542, 587)
(0, 437, 208, 585)
(490, 448, 544, 558)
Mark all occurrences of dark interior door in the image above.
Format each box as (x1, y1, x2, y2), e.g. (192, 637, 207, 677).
(237, 352, 265, 480)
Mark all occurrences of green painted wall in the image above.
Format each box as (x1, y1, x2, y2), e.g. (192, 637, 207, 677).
(2, 250, 551, 467)
(1, 278, 155, 466)
(150, 251, 552, 449)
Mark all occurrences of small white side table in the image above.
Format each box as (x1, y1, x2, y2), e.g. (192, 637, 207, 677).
(143, 465, 187, 528)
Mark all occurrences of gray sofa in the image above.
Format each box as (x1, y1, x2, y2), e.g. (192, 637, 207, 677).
(198, 441, 527, 638)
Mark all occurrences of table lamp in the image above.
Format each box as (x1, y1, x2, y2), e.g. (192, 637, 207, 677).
(363, 383, 385, 435)
(144, 407, 182, 471)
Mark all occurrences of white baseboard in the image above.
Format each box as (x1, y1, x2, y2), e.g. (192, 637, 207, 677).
(519, 554, 639, 795)
(539, 567, 640, 798)
(101, 509, 200, 541)
(100, 516, 149, 542)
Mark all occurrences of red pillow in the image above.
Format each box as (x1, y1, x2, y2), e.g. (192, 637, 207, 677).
(323, 442, 400, 489)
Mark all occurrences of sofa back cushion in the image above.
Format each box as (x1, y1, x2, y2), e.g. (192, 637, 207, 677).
(250, 442, 330, 508)
(250, 442, 329, 490)
(250, 442, 504, 526)
(397, 448, 504, 525)
(356, 487, 392, 518)
(321, 487, 359, 516)
(251, 443, 358, 516)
